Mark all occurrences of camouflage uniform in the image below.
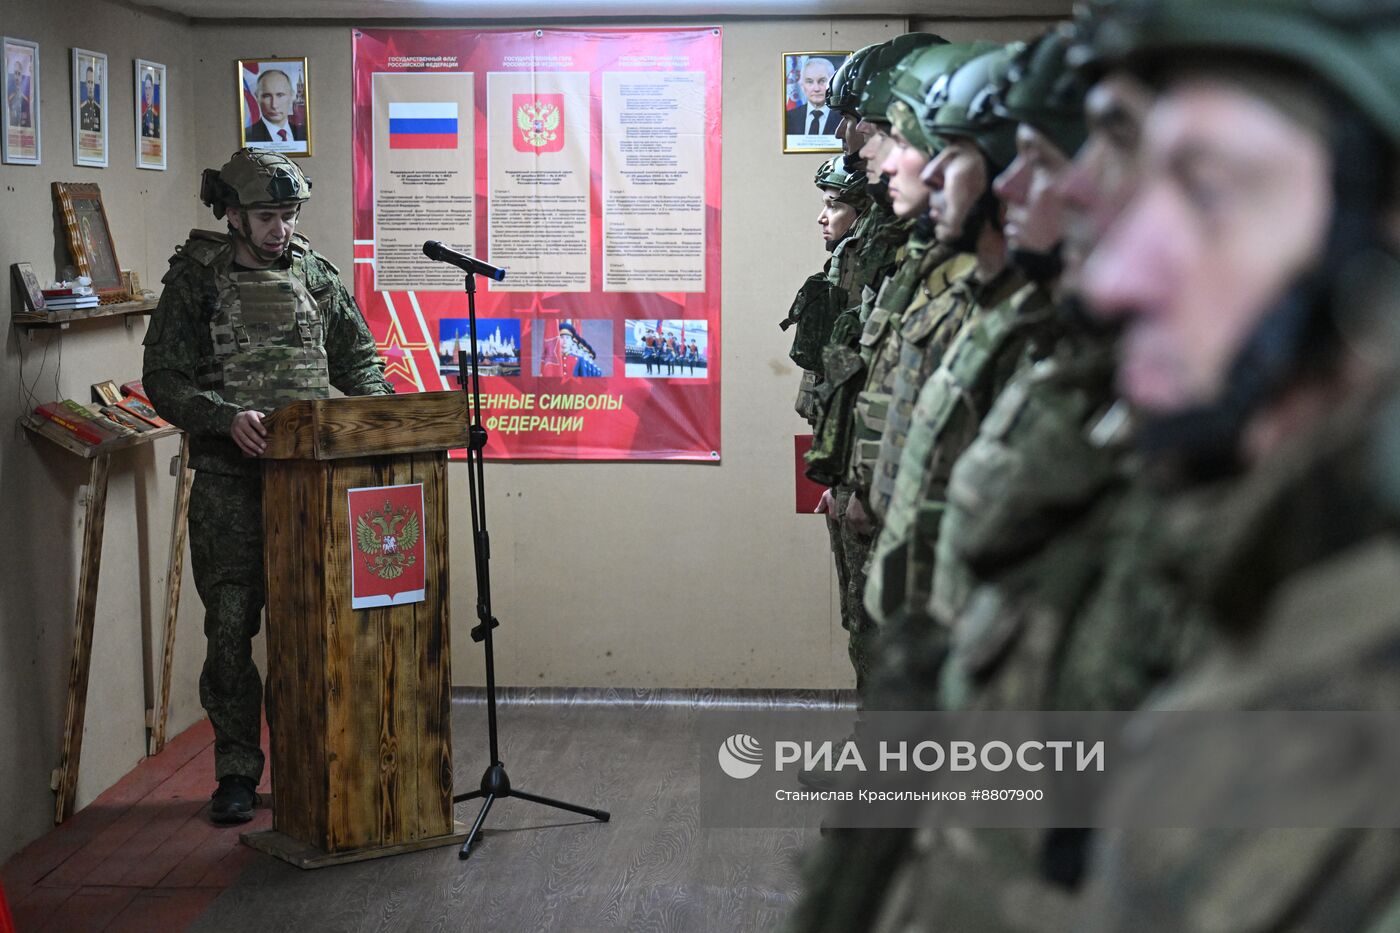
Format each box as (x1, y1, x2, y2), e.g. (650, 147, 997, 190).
(869, 326, 1210, 932)
(1076, 383, 1400, 933)
(144, 214, 390, 783)
(805, 205, 908, 688)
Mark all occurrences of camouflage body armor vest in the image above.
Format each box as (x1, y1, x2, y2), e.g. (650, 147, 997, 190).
(182, 231, 331, 413)
(783, 229, 856, 425)
(864, 274, 1043, 627)
(868, 253, 980, 522)
(846, 236, 940, 498)
(804, 210, 909, 486)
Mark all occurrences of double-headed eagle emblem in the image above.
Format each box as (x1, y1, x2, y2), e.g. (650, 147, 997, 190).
(517, 100, 561, 148)
(355, 500, 421, 580)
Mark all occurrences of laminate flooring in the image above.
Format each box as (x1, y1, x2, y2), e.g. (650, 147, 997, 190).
(7, 688, 852, 933)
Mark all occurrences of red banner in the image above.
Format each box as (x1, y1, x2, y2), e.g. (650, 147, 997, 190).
(351, 28, 723, 460)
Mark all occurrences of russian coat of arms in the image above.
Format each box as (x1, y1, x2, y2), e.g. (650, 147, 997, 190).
(516, 100, 561, 148)
(355, 500, 421, 580)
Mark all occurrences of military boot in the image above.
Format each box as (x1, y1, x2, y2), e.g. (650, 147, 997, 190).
(209, 775, 259, 824)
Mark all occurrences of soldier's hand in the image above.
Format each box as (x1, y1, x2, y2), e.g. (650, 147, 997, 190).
(815, 488, 836, 516)
(846, 494, 874, 535)
(231, 409, 268, 456)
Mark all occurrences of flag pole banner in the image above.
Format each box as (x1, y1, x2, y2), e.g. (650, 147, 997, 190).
(351, 28, 723, 461)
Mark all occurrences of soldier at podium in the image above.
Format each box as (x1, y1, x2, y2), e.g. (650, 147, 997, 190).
(142, 148, 393, 824)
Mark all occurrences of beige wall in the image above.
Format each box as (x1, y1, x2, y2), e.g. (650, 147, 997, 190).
(0, 0, 207, 869)
(1, 5, 1058, 862)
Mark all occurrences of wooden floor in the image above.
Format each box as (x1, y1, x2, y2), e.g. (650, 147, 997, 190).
(4, 689, 845, 932)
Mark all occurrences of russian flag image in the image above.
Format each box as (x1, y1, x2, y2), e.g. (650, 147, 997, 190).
(389, 102, 459, 149)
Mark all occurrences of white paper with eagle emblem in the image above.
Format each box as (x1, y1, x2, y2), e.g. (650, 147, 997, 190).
(486, 70, 591, 291)
(347, 483, 427, 609)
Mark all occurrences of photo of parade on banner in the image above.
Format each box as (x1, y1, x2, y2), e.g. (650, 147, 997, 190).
(624, 320, 709, 379)
(237, 56, 311, 156)
(782, 50, 849, 154)
(437, 317, 522, 377)
(532, 319, 612, 379)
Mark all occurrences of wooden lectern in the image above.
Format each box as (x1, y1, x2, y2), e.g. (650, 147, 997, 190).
(242, 391, 471, 868)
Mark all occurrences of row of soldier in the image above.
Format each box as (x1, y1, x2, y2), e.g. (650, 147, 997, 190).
(779, 1, 1400, 929)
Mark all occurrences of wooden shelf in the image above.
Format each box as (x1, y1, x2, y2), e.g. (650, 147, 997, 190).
(22, 412, 180, 459)
(13, 297, 158, 328)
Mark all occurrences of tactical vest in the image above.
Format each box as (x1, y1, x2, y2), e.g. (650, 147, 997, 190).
(930, 334, 1117, 628)
(847, 238, 939, 497)
(782, 263, 849, 425)
(868, 254, 980, 522)
(804, 211, 910, 488)
(178, 231, 331, 414)
(864, 275, 1044, 627)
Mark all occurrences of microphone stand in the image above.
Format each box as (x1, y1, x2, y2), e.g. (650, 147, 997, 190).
(452, 271, 610, 859)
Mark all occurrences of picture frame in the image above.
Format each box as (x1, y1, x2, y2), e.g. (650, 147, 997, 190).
(52, 182, 126, 299)
(134, 58, 166, 170)
(71, 48, 108, 168)
(237, 56, 311, 157)
(3, 37, 40, 165)
(782, 50, 849, 154)
(92, 379, 122, 406)
(11, 261, 45, 312)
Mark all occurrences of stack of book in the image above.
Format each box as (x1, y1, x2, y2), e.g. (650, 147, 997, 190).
(41, 284, 99, 311)
(32, 381, 171, 450)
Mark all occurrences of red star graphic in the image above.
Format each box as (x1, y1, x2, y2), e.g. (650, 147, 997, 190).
(375, 320, 430, 389)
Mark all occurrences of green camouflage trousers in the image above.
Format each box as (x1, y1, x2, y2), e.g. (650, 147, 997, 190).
(188, 470, 266, 783)
(827, 487, 878, 691)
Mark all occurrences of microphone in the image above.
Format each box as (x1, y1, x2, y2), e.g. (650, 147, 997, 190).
(421, 241, 507, 281)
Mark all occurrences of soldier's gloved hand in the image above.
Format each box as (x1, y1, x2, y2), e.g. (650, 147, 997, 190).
(230, 409, 268, 457)
(815, 488, 836, 515)
(845, 493, 874, 536)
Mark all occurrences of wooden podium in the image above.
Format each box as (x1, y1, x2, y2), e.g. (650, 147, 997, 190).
(242, 391, 471, 868)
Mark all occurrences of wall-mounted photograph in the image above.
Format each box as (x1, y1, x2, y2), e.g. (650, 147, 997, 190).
(135, 58, 166, 170)
(782, 51, 849, 154)
(3, 37, 40, 165)
(238, 56, 311, 156)
(72, 47, 108, 168)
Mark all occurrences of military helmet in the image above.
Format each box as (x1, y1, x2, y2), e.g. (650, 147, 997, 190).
(815, 154, 871, 205)
(828, 43, 880, 115)
(993, 29, 1091, 157)
(926, 44, 1023, 171)
(887, 42, 1000, 157)
(856, 33, 947, 125)
(1083, 0, 1400, 151)
(200, 147, 312, 219)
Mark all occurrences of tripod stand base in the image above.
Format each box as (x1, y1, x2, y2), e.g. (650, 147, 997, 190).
(453, 763, 610, 859)
(241, 822, 471, 870)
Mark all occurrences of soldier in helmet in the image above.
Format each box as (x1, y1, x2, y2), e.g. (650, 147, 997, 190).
(142, 148, 392, 824)
(1070, 0, 1400, 927)
(861, 44, 1037, 707)
(803, 35, 944, 700)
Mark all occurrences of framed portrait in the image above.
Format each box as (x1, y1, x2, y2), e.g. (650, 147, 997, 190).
(135, 58, 166, 170)
(3, 37, 40, 165)
(783, 51, 849, 154)
(237, 56, 311, 156)
(52, 182, 126, 299)
(72, 48, 108, 168)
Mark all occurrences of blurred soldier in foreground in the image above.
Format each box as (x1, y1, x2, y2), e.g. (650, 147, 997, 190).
(1074, 0, 1400, 928)
(143, 149, 391, 823)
